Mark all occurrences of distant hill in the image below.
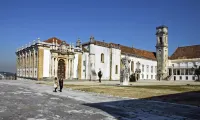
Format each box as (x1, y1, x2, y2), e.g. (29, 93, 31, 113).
(0, 71, 15, 76)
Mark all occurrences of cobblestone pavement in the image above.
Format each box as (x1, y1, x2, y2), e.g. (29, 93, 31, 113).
(0, 80, 200, 120)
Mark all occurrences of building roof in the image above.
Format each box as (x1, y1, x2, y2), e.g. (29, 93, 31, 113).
(120, 45, 156, 60)
(92, 40, 156, 60)
(170, 45, 200, 60)
(44, 37, 69, 46)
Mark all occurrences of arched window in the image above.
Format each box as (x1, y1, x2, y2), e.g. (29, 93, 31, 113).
(131, 61, 134, 72)
(115, 65, 118, 74)
(101, 53, 104, 63)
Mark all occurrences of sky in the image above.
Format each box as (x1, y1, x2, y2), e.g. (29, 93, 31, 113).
(0, 0, 200, 73)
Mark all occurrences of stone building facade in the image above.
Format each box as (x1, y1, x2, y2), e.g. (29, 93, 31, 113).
(16, 25, 200, 81)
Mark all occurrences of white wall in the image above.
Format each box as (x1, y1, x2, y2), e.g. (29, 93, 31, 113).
(43, 49, 50, 77)
(73, 54, 78, 79)
(81, 52, 89, 79)
(168, 60, 200, 80)
(111, 48, 121, 80)
(121, 55, 157, 80)
(91, 45, 111, 80)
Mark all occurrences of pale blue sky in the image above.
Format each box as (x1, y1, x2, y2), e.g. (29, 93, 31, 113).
(0, 0, 200, 73)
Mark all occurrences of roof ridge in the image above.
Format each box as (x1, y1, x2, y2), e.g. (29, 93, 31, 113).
(178, 44, 200, 48)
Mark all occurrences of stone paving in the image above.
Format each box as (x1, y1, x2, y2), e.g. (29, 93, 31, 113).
(0, 80, 200, 120)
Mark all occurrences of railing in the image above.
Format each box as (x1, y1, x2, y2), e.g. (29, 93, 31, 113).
(168, 66, 194, 69)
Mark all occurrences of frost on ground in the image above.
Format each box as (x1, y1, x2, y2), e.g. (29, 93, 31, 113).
(0, 80, 200, 120)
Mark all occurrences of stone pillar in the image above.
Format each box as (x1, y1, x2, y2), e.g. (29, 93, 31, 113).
(55, 57, 58, 78)
(49, 55, 51, 77)
(32, 50, 34, 78)
(70, 59, 72, 79)
(29, 50, 31, 77)
(68, 59, 70, 78)
(25, 51, 27, 77)
(33, 49, 36, 78)
(71, 59, 74, 79)
(65, 59, 68, 79)
(51, 57, 55, 77)
(184, 69, 185, 75)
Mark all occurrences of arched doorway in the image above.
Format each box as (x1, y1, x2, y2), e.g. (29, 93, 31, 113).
(57, 59, 65, 79)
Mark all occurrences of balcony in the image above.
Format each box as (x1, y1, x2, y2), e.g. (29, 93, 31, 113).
(168, 66, 194, 69)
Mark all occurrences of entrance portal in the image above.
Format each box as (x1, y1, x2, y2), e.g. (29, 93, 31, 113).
(57, 59, 65, 79)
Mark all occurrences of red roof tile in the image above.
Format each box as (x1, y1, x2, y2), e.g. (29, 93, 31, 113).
(94, 40, 156, 60)
(44, 37, 69, 46)
(170, 45, 200, 60)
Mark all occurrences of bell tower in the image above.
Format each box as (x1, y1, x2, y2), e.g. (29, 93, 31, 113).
(156, 25, 168, 80)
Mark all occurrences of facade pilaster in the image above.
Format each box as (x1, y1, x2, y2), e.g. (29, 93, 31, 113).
(55, 57, 58, 77)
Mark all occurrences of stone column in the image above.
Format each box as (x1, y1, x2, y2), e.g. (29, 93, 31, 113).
(65, 59, 68, 79)
(71, 59, 74, 79)
(33, 49, 35, 78)
(68, 59, 70, 78)
(49, 55, 51, 77)
(29, 50, 31, 77)
(35, 50, 38, 78)
(25, 51, 27, 77)
(55, 57, 58, 77)
(70, 59, 72, 79)
(51, 57, 54, 77)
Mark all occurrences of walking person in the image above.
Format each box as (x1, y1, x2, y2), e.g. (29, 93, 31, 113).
(53, 77, 58, 92)
(59, 77, 64, 92)
(98, 69, 102, 83)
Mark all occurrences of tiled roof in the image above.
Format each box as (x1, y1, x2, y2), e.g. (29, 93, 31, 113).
(170, 45, 200, 60)
(44, 37, 69, 46)
(93, 40, 156, 60)
(120, 45, 156, 60)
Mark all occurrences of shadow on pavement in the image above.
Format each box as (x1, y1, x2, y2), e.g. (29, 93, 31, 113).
(83, 91, 200, 120)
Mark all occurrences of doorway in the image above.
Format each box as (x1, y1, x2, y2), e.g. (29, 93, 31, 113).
(57, 59, 65, 79)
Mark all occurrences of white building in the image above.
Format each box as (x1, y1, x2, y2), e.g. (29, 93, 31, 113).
(15, 25, 200, 81)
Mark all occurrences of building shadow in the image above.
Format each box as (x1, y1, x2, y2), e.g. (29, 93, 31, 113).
(83, 91, 200, 120)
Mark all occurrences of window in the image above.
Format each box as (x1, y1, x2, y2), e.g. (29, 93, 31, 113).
(193, 76, 195, 80)
(142, 65, 144, 72)
(173, 69, 176, 75)
(151, 75, 153, 79)
(174, 76, 176, 80)
(147, 75, 148, 79)
(115, 65, 118, 74)
(186, 76, 188, 80)
(160, 37, 163, 44)
(83, 61, 86, 66)
(180, 76, 182, 80)
(147, 65, 149, 72)
(181, 69, 184, 75)
(101, 53, 104, 63)
(131, 61, 134, 72)
(155, 75, 157, 79)
(151, 66, 153, 73)
(185, 69, 188, 75)
(177, 69, 180, 75)
(142, 74, 144, 79)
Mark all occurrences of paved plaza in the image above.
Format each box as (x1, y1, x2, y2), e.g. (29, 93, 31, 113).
(0, 80, 200, 120)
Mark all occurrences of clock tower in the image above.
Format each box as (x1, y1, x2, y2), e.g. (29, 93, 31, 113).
(156, 25, 168, 80)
